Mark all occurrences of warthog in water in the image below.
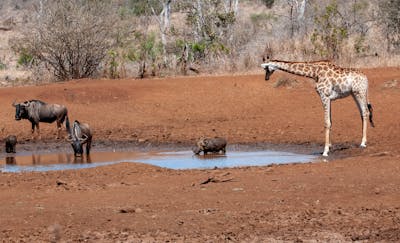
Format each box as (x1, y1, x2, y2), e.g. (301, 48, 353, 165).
(5, 135, 17, 153)
(67, 120, 92, 157)
(12, 100, 70, 139)
(193, 137, 227, 155)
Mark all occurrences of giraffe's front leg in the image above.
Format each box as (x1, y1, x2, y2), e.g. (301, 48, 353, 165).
(322, 98, 332, 157)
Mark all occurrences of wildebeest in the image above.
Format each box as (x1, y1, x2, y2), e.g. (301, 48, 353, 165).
(5, 135, 17, 153)
(67, 120, 92, 157)
(12, 100, 70, 139)
(193, 137, 227, 155)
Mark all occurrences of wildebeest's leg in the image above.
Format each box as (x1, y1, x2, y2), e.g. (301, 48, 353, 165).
(31, 122, 35, 135)
(86, 139, 92, 156)
(36, 123, 41, 139)
(30, 122, 37, 140)
(56, 120, 62, 139)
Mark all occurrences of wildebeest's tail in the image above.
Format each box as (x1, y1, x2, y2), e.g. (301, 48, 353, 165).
(65, 115, 71, 133)
(367, 103, 375, 127)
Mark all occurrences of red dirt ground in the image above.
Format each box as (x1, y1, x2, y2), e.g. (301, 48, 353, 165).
(0, 67, 399, 241)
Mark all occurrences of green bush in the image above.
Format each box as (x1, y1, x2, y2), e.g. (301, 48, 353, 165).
(311, 1, 348, 59)
(0, 61, 6, 70)
(17, 50, 34, 67)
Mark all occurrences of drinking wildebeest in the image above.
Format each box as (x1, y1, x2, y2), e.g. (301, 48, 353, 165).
(67, 120, 92, 157)
(193, 137, 227, 155)
(5, 135, 17, 153)
(12, 100, 70, 139)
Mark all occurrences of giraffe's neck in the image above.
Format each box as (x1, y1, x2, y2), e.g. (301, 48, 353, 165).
(267, 60, 329, 79)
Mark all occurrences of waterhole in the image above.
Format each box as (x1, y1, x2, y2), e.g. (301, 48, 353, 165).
(0, 149, 316, 173)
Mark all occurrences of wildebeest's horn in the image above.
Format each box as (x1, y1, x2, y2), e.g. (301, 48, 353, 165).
(79, 134, 88, 142)
(66, 135, 73, 142)
(11, 100, 17, 107)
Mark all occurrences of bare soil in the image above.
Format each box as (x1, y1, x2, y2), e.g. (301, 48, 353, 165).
(0, 67, 400, 242)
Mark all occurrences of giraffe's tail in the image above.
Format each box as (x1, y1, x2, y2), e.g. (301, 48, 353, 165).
(367, 103, 375, 127)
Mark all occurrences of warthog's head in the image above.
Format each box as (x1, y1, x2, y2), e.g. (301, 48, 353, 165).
(192, 137, 207, 155)
(192, 146, 201, 155)
(12, 101, 29, 120)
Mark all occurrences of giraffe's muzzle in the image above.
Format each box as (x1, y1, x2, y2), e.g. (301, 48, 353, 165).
(264, 69, 274, 81)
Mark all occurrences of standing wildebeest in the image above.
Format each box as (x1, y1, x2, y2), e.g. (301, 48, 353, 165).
(13, 100, 70, 139)
(5, 135, 17, 153)
(193, 137, 227, 155)
(67, 120, 92, 157)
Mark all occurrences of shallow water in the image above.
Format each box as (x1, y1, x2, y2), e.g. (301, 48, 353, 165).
(0, 149, 316, 172)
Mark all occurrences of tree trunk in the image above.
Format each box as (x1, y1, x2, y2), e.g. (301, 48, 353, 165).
(153, 0, 172, 68)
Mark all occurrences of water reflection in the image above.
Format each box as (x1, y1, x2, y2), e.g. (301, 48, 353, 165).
(193, 154, 227, 160)
(73, 155, 92, 164)
(29, 153, 91, 165)
(0, 150, 316, 172)
(5, 157, 16, 165)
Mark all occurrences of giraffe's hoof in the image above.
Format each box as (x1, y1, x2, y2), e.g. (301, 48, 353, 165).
(360, 144, 367, 148)
(322, 152, 329, 157)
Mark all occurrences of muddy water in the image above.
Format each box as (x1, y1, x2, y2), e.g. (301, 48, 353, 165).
(0, 149, 316, 172)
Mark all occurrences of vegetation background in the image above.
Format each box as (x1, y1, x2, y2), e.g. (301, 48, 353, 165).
(0, 0, 399, 85)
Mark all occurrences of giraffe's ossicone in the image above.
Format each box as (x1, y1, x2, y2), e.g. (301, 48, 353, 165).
(261, 60, 374, 157)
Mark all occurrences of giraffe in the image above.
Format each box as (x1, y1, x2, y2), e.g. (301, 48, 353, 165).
(260, 59, 374, 156)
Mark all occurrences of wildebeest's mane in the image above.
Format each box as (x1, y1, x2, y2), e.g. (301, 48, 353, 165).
(28, 99, 47, 105)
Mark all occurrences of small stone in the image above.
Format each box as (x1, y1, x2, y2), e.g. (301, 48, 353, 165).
(232, 187, 244, 191)
(56, 180, 67, 186)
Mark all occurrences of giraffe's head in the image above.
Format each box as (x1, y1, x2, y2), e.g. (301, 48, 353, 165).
(261, 63, 277, 81)
(261, 43, 277, 81)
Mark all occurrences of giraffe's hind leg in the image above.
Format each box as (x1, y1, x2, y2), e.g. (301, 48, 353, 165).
(352, 93, 369, 148)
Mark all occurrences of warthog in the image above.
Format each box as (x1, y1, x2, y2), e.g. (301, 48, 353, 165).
(193, 137, 227, 155)
(13, 100, 70, 139)
(5, 135, 17, 153)
(67, 120, 92, 157)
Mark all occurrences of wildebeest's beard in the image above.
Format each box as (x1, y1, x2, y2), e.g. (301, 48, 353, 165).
(265, 69, 275, 81)
(15, 104, 28, 120)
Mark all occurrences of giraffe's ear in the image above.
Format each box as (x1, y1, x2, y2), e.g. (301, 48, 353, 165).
(262, 42, 273, 62)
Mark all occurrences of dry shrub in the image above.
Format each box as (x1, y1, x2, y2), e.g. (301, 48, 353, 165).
(11, 0, 123, 81)
(273, 77, 299, 88)
(382, 80, 398, 89)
